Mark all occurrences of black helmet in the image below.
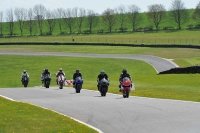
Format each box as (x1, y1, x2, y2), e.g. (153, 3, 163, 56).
(45, 68, 48, 72)
(122, 69, 127, 74)
(76, 69, 80, 73)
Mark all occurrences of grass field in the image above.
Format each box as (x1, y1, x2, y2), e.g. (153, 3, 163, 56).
(1, 30, 200, 45)
(0, 55, 200, 102)
(1, 45, 200, 66)
(1, 45, 200, 133)
(0, 97, 98, 133)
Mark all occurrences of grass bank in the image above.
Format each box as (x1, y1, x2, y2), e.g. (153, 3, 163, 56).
(1, 45, 200, 67)
(0, 97, 98, 133)
(0, 55, 200, 102)
(0, 30, 200, 45)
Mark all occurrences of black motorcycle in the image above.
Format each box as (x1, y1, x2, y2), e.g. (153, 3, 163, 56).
(43, 74, 51, 88)
(22, 74, 29, 87)
(98, 78, 109, 96)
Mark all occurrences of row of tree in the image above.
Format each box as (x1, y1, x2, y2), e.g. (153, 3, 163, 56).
(0, 0, 200, 37)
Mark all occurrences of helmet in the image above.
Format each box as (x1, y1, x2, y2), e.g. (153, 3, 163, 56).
(45, 68, 48, 72)
(59, 68, 63, 72)
(100, 70, 105, 74)
(76, 69, 80, 73)
(23, 70, 26, 73)
(122, 69, 127, 74)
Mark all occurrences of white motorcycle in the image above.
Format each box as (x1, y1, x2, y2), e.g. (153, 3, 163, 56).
(58, 74, 65, 89)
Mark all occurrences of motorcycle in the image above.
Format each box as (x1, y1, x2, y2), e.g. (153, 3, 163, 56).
(22, 74, 29, 87)
(120, 77, 132, 98)
(58, 74, 65, 89)
(43, 74, 51, 88)
(98, 78, 109, 96)
(74, 77, 83, 93)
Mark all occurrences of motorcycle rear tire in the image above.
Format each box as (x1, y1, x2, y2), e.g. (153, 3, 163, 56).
(126, 90, 129, 98)
(46, 84, 49, 88)
(24, 84, 27, 87)
(101, 87, 107, 97)
(123, 94, 126, 98)
(76, 84, 81, 93)
(59, 85, 63, 89)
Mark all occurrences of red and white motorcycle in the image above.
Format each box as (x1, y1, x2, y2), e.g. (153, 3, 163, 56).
(58, 74, 65, 89)
(120, 77, 132, 98)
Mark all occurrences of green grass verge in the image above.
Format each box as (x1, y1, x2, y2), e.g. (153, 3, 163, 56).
(1, 45, 200, 67)
(1, 55, 200, 102)
(1, 30, 200, 45)
(1, 46, 200, 132)
(0, 97, 98, 133)
(174, 57, 200, 67)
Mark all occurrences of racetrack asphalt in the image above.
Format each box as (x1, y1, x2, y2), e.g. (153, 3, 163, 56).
(0, 52, 179, 73)
(2, 52, 199, 133)
(0, 87, 200, 133)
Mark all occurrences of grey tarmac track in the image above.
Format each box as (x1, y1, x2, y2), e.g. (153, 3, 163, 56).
(0, 87, 200, 133)
(0, 52, 179, 73)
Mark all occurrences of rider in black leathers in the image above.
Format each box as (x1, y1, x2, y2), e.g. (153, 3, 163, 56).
(21, 70, 29, 84)
(42, 68, 51, 83)
(73, 69, 83, 87)
(97, 70, 109, 90)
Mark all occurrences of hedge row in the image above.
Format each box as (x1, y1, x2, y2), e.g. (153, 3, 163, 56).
(0, 42, 200, 49)
(159, 66, 200, 74)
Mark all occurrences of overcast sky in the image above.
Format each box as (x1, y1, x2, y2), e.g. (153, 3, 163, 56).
(0, 0, 199, 14)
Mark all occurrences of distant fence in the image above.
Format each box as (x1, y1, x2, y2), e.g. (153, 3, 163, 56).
(0, 37, 200, 45)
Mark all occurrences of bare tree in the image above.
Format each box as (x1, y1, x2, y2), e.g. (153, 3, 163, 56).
(0, 11, 3, 36)
(6, 9, 14, 36)
(63, 8, 75, 34)
(102, 8, 116, 33)
(46, 10, 57, 35)
(169, 0, 189, 30)
(147, 4, 166, 30)
(115, 4, 127, 32)
(192, 1, 200, 23)
(25, 8, 37, 36)
(127, 5, 142, 32)
(14, 7, 27, 36)
(56, 8, 64, 33)
(74, 7, 86, 33)
(33, 4, 46, 35)
(86, 9, 99, 33)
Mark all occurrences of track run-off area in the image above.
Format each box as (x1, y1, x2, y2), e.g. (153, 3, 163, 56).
(1, 52, 200, 133)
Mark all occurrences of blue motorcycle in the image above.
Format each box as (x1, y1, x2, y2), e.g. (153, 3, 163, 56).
(74, 77, 83, 93)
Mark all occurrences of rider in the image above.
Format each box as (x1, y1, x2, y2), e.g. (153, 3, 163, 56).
(119, 69, 132, 91)
(73, 69, 83, 87)
(21, 70, 29, 83)
(56, 68, 66, 84)
(42, 68, 51, 83)
(97, 70, 109, 90)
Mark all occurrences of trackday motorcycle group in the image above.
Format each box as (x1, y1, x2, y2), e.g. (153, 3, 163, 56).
(21, 68, 134, 98)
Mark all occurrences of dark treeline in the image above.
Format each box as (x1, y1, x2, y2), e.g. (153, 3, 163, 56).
(0, 0, 200, 37)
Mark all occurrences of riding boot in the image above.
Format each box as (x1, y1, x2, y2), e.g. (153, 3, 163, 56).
(119, 84, 121, 92)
